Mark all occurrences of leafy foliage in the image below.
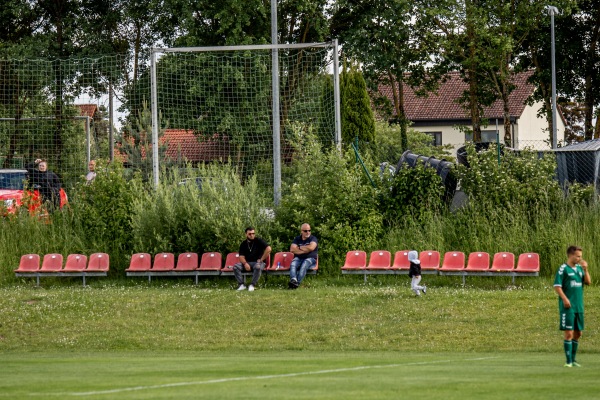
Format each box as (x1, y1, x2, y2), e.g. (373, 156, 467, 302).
(68, 159, 141, 271)
(378, 161, 446, 226)
(340, 63, 375, 144)
(129, 164, 276, 256)
(276, 137, 384, 273)
(457, 143, 562, 209)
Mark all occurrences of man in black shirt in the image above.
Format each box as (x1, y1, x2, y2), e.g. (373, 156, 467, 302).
(233, 227, 271, 291)
(26, 159, 62, 212)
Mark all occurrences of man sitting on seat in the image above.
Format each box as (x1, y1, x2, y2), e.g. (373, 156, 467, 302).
(289, 223, 318, 289)
(233, 227, 271, 292)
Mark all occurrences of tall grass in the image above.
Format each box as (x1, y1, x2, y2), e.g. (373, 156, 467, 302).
(381, 201, 600, 277)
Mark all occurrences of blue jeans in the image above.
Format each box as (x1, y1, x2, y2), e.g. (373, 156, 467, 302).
(290, 257, 316, 283)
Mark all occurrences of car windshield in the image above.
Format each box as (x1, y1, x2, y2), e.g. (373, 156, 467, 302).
(0, 171, 27, 190)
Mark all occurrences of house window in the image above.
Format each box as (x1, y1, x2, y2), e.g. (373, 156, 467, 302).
(464, 130, 499, 143)
(481, 130, 499, 143)
(425, 132, 442, 146)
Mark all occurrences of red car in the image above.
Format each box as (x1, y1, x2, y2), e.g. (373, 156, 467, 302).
(0, 169, 68, 214)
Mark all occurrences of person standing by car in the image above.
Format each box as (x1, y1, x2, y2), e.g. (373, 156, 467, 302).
(233, 227, 271, 291)
(26, 159, 62, 212)
(288, 223, 318, 289)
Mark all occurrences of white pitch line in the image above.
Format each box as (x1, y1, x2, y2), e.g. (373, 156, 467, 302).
(30, 356, 499, 397)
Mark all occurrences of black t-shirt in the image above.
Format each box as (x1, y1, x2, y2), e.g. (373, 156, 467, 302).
(238, 237, 269, 262)
(408, 261, 421, 278)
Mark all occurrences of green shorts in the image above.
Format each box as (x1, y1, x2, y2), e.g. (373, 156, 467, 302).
(559, 311, 584, 331)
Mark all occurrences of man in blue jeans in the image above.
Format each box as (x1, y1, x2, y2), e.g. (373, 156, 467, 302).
(288, 223, 318, 289)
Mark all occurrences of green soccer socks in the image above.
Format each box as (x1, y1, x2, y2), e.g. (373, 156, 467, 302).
(564, 340, 573, 364)
(572, 340, 579, 363)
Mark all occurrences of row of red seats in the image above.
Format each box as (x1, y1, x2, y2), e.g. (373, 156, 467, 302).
(126, 251, 317, 273)
(15, 253, 110, 273)
(14, 253, 110, 286)
(341, 250, 540, 272)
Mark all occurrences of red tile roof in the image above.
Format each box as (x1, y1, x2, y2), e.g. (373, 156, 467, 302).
(162, 129, 230, 162)
(378, 71, 535, 121)
(117, 129, 230, 163)
(75, 104, 98, 118)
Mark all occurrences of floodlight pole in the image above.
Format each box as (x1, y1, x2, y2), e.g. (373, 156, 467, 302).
(546, 5, 559, 149)
(271, 0, 282, 206)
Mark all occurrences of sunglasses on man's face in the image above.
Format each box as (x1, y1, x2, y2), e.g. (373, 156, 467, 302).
(302, 230, 311, 232)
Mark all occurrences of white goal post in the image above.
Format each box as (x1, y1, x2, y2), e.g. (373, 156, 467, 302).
(149, 41, 341, 203)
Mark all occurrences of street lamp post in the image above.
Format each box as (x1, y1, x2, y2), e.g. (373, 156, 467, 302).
(545, 5, 559, 149)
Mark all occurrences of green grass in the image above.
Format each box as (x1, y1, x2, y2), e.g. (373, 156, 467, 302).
(1, 352, 599, 399)
(1, 283, 599, 398)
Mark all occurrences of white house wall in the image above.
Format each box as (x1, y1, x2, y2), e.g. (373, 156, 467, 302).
(515, 100, 565, 149)
(410, 100, 564, 155)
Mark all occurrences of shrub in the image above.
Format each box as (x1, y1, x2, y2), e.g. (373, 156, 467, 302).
(129, 164, 277, 257)
(68, 159, 142, 272)
(457, 144, 562, 209)
(276, 138, 384, 274)
(378, 161, 446, 226)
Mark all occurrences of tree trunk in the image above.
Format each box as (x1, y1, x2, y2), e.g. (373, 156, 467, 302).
(468, 69, 481, 142)
(502, 82, 511, 146)
(389, 72, 407, 151)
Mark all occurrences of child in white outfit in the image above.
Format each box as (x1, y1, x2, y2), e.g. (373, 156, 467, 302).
(408, 250, 427, 296)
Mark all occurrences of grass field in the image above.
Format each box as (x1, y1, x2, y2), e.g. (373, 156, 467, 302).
(1, 352, 599, 399)
(0, 279, 598, 399)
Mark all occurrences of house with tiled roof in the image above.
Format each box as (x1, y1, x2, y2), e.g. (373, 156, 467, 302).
(117, 129, 230, 164)
(162, 130, 230, 163)
(378, 71, 565, 151)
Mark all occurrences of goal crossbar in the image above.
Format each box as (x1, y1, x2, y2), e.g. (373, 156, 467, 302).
(154, 42, 332, 53)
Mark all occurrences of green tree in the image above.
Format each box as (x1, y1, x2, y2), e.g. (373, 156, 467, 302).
(332, 0, 442, 151)
(340, 63, 375, 144)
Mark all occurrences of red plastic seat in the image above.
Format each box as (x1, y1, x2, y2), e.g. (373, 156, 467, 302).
(14, 254, 40, 272)
(126, 253, 151, 271)
(87, 253, 110, 272)
(390, 250, 410, 270)
(152, 253, 174, 271)
(176, 252, 198, 271)
(223, 252, 240, 271)
(440, 252, 465, 271)
(466, 252, 490, 271)
(268, 252, 294, 271)
(341, 251, 367, 270)
(63, 254, 88, 272)
(39, 253, 63, 272)
(199, 252, 222, 271)
(516, 253, 540, 272)
(491, 252, 515, 272)
(419, 251, 440, 271)
(366, 250, 391, 269)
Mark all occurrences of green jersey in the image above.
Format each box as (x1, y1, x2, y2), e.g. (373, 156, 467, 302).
(554, 264, 585, 313)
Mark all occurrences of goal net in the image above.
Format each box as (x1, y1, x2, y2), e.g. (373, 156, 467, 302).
(0, 55, 125, 188)
(149, 42, 340, 191)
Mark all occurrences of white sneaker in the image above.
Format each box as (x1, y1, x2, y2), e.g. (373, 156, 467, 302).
(248, 285, 255, 292)
(237, 284, 247, 291)
(422, 286, 427, 295)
